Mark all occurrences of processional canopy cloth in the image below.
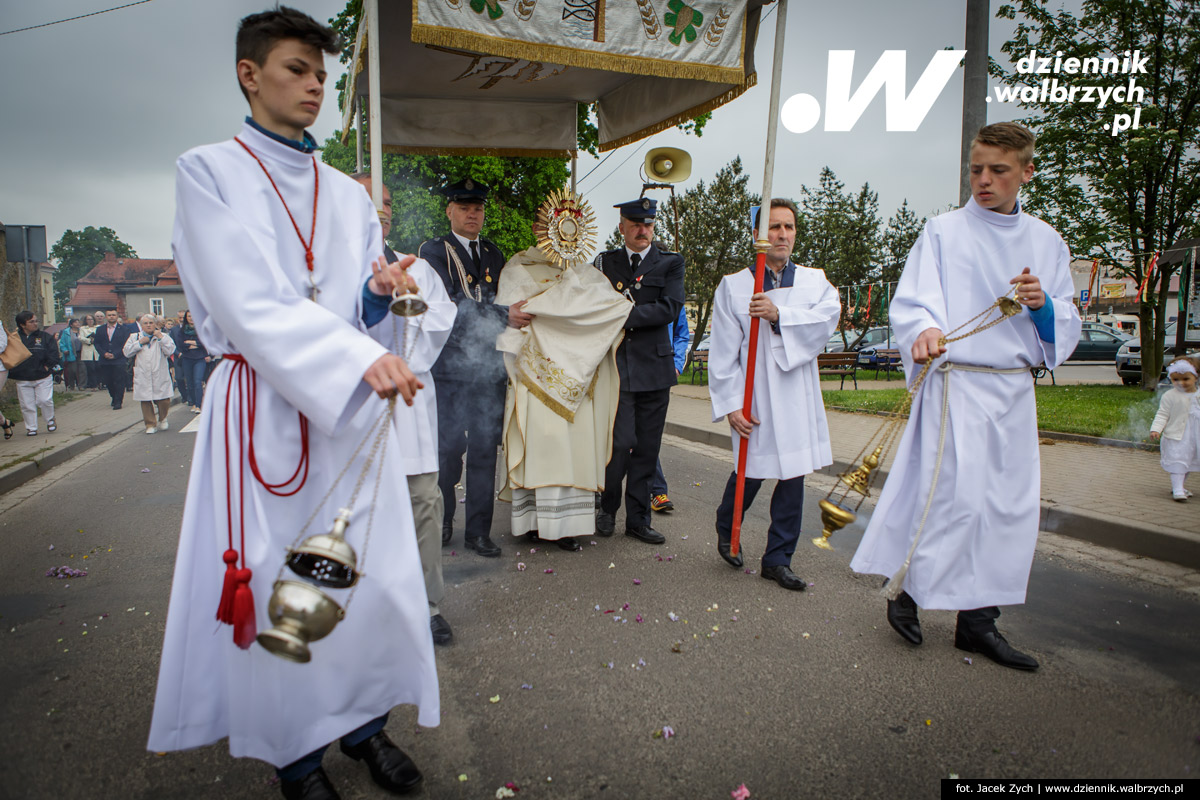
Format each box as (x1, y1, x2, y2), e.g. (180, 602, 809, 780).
(342, 0, 766, 156)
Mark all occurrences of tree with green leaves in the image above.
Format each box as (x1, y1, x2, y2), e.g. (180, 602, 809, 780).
(50, 227, 137, 314)
(881, 200, 924, 284)
(995, 0, 1200, 388)
(794, 167, 883, 332)
(322, 138, 567, 256)
(673, 157, 760, 364)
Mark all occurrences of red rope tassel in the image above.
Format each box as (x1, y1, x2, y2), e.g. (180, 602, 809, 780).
(216, 548, 239, 624)
(231, 568, 256, 650)
(214, 355, 310, 648)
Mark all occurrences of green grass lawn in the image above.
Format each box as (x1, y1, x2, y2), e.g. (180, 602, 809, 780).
(822, 384, 1161, 441)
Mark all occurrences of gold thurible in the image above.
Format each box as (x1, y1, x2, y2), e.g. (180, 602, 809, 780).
(813, 446, 883, 550)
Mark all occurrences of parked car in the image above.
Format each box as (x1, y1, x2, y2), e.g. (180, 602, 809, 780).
(1115, 321, 1200, 384)
(692, 334, 711, 353)
(852, 327, 897, 368)
(1080, 321, 1129, 338)
(824, 329, 861, 353)
(1068, 327, 1129, 361)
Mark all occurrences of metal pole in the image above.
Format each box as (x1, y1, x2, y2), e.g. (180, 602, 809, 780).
(355, 95, 365, 173)
(366, 0, 384, 211)
(731, 0, 789, 558)
(571, 152, 577, 195)
(1175, 248, 1193, 357)
(959, 0, 989, 207)
(22, 226, 33, 310)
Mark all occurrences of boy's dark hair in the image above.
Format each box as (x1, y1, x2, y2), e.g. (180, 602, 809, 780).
(972, 122, 1036, 166)
(236, 6, 340, 98)
(752, 198, 800, 231)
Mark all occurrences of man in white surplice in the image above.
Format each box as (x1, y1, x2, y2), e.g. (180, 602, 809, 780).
(850, 122, 1081, 672)
(147, 9, 438, 800)
(709, 199, 840, 591)
(495, 214, 630, 551)
(354, 173, 459, 647)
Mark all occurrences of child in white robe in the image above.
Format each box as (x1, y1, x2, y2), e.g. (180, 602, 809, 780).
(1150, 359, 1200, 500)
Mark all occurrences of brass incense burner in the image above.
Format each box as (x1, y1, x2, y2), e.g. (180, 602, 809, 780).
(256, 403, 396, 663)
(389, 286, 428, 317)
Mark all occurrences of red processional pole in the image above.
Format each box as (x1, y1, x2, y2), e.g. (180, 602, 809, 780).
(731, 0, 789, 558)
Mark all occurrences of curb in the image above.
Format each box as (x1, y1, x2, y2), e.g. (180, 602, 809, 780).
(0, 397, 185, 497)
(665, 420, 1200, 572)
(0, 430, 120, 496)
(825, 406, 1159, 452)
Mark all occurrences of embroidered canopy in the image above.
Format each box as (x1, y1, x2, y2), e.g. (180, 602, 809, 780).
(341, 0, 767, 157)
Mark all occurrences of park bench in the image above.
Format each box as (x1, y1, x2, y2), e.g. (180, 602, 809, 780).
(872, 348, 904, 379)
(817, 352, 858, 389)
(690, 350, 709, 384)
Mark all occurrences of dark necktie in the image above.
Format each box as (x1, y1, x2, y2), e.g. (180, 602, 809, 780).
(469, 240, 481, 273)
(630, 253, 641, 273)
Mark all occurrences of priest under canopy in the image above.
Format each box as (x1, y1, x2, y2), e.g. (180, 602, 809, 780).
(147, 8, 438, 800)
(496, 193, 630, 552)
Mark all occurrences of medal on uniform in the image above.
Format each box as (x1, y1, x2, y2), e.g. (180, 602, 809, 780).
(485, 272, 492, 283)
(634, 276, 643, 292)
(616, 281, 623, 290)
(467, 275, 474, 284)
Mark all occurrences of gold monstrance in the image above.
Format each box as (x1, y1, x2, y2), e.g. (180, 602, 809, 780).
(535, 187, 597, 267)
(814, 291, 1024, 550)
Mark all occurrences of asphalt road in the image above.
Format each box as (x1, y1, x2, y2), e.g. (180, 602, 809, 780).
(1, 410, 1197, 800)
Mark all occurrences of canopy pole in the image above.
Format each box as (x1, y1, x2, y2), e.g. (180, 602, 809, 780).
(731, 0, 788, 558)
(571, 152, 577, 194)
(366, 0, 383, 210)
(355, 95, 365, 173)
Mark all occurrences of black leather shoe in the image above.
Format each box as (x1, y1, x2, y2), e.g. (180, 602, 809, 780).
(625, 525, 666, 544)
(886, 591, 923, 645)
(441, 523, 453, 546)
(556, 537, 583, 551)
(760, 564, 806, 591)
(340, 732, 423, 794)
(464, 535, 502, 558)
(954, 627, 1039, 671)
(430, 614, 453, 645)
(595, 511, 615, 537)
(280, 766, 341, 800)
(716, 541, 743, 568)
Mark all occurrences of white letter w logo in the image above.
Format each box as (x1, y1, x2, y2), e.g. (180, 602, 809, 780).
(782, 50, 966, 133)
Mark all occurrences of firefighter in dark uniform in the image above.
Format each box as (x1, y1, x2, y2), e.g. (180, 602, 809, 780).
(593, 198, 685, 545)
(419, 179, 529, 558)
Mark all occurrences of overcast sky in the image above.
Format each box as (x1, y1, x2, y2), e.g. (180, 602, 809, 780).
(0, 0, 1044, 262)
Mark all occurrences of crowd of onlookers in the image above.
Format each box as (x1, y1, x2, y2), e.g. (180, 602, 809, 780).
(1, 308, 212, 438)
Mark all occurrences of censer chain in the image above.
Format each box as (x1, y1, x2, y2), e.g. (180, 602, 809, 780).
(286, 399, 396, 553)
(841, 287, 1021, 500)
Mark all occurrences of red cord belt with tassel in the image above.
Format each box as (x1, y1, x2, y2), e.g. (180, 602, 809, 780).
(216, 354, 310, 648)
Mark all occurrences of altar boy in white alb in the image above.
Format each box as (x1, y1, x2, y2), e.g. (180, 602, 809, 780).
(850, 122, 1081, 671)
(709, 199, 841, 591)
(147, 9, 438, 800)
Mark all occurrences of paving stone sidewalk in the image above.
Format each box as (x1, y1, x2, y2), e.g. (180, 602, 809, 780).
(666, 383, 1200, 570)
